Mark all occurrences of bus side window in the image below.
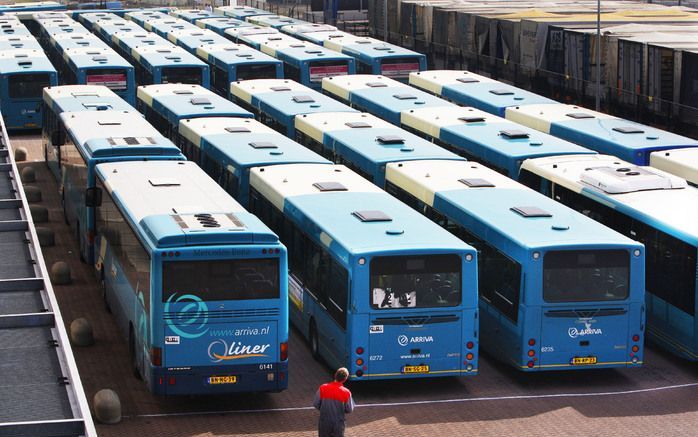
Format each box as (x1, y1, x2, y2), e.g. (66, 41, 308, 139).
(328, 260, 348, 329)
(519, 169, 550, 195)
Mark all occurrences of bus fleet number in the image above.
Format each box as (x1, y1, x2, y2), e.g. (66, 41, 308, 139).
(369, 355, 383, 361)
(541, 347, 554, 353)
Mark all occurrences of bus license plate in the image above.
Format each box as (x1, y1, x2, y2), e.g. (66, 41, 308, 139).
(402, 365, 429, 374)
(208, 375, 237, 385)
(571, 357, 597, 365)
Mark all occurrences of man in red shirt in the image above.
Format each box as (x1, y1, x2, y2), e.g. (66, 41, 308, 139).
(313, 367, 355, 437)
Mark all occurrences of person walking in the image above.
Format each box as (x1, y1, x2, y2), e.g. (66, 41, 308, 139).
(313, 367, 355, 437)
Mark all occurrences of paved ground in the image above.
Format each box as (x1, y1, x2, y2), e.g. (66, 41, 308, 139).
(11, 132, 698, 436)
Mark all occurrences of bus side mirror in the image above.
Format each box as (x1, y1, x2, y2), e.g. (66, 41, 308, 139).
(85, 187, 102, 207)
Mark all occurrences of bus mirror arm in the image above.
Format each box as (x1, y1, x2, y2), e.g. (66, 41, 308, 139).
(85, 187, 103, 207)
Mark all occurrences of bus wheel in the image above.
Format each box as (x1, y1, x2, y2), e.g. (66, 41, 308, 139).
(309, 320, 320, 361)
(129, 327, 142, 380)
(76, 222, 86, 263)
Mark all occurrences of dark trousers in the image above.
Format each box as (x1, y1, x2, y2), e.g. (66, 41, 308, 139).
(318, 419, 345, 437)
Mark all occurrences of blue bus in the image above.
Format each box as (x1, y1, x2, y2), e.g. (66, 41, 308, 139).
(294, 111, 464, 185)
(91, 15, 144, 42)
(281, 27, 426, 82)
(76, 11, 116, 30)
(230, 78, 358, 136)
(141, 17, 199, 39)
(249, 162, 479, 379)
(57, 110, 184, 263)
(93, 160, 289, 394)
(42, 84, 137, 181)
(214, 5, 274, 21)
(109, 30, 169, 61)
(169, 8, 223, 24)
(0, 49, 58, 130)
(228, 30, 355, 90)
(136, 83, 252, 143)
(519, 154, 698, 361)
(385, 159, 646, 370)
(166, 27, 230, 54)
(505, 103, 698, 166)
(178, 116, 331, 207)
(322, 74, 455, 125)
(246, 14, 308, 29)
(123, 9, 170, 28)
(321, 74, 596, 178)
(409, 70, 557, 117)
(130, 44, 210, 88)
(0, 34, 43, 50)
(195, 16, 252, 35)
(58, 46, 136, 106)
(195, 42, 283, 98)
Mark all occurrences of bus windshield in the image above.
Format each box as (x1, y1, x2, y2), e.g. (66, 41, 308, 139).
(9, 73, 51, 99)
(543, 250, 630, 303)
(370, 254, 461, 309)
(86, 68, 128, 91)
(162, 258, 279, 302)
(236, 63, 278, 81)
(161, 66, 203, 85)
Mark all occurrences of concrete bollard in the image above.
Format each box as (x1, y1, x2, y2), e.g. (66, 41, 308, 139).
(50, 261, 71, 285)
(70, 318, 94, 347)
(35, 227, 54, 247)
(20, 166, 36, 183)
(93, 389, 121, 424)
(24, 186, 42, 203)
(30, 205, 49, 223)
(14, 147, 27, 162)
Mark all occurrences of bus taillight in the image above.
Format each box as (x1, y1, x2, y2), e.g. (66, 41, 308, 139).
(280, 342, 288, 361)
(466, 341, 474, 349)
(632, 334, 640, 342)
(356, 347, 364, 355)
(528, 338, 536, 347)
(151, 346, 162, 366)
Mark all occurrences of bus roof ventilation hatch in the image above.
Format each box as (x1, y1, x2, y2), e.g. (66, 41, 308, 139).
(580, 166, 687, 194)
(352, 210, 392, 222)
(510, 206, 552, 218)
(313, 181, 347, 192)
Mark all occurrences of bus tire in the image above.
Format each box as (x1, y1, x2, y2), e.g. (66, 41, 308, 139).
(76, 222, 86, 263)
(129, 326, 142, 380)
(309, 320, 320, 361)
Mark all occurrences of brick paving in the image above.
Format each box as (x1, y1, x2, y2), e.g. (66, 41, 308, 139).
(11, 132, 698, 436)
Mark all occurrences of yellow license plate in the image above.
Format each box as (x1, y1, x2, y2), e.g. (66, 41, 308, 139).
(208, 375, 237, 385)
(572, 357, 597, 365)
(402, 365, 430, 374)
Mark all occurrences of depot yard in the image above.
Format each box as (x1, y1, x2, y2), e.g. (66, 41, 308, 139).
(10, 132, 698, 437)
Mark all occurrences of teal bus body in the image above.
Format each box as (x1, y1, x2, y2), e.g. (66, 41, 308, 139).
(42, 84, 137, 182)
(384, 159, 646, 370)
(178, 117, 332, 207)
(251, 163, 479, 379)
(520, 154, 698, 361)
(0, 49, 58, 130)
(94, 160, 289, 395)
(230, 79, 358, 137)
(58, 110, 184, 264)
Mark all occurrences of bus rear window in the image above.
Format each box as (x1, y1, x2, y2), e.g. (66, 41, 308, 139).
(543, 250, 630, 303)
(161, 66, 203, 85)
(8, 73, 50, 99)
(380, 57, 421, 79)
(162, 258, 280, 302)
(86, 68, 128, 91)
(370, 254, 461, 309)
(236, 63, 278, 81)
(308, 60, 349, 82)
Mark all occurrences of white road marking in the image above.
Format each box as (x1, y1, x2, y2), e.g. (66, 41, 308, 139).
(128, 381, 698, 418)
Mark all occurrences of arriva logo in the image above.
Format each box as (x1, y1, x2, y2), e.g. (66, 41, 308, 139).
(568, 319, 603, 339)
(164, 293, 209, 339)
(207, 339, 271, 362)
(397, 335, 434, 346)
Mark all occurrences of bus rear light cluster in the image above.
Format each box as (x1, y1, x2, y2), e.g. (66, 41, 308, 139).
(630, 334, 641, 362)
(262, 248, 281, 254)
(463, 341, 475, 369)
(151, 347, 162, 366)
(168, 376, 176, 385)
(280, 342, 288, 361)
(527, 339, 537, 368)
